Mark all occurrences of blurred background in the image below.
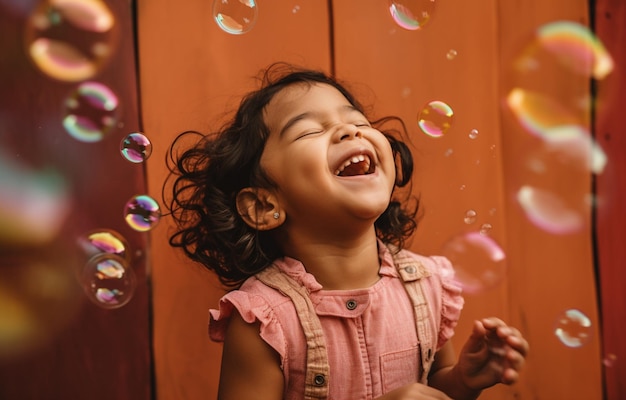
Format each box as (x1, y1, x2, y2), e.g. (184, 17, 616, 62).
(0, 0, 623, 399)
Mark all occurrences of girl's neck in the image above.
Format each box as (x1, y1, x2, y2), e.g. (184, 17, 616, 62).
(281, 229, 381, 290)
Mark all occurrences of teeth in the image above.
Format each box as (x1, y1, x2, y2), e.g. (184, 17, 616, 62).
(334, 154, 371, 175)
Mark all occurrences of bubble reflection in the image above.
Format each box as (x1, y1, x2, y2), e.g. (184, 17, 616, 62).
(212, 0, 258, 35)
(120, 132, 152, 163)
(63, 81, 119, 142)
(554, 309, 592, 348)
(124, 194, 160, 232)
(388, 0, 436, 30)
(441, 231, 506, 295)
(81, 254, 136, 309)
(418, 100, 454, 138)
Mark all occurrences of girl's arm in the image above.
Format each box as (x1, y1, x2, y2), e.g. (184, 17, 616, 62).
(428, 341, 482, 400)
(218, 310, 284, 400)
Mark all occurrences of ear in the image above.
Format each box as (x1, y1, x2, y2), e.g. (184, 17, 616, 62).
(236, 187, 284, 230)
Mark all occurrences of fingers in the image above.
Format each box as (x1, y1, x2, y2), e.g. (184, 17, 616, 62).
(479, 317, 529, 385)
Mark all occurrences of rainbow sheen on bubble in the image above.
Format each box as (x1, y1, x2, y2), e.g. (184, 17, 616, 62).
(441, 231, 506, 295)
(418, 100, 454, 138)
(212, 0, 258, 35)
(124, 194, 160, 232)
(81, 254, 136, 309)
(120, 132, 152, 163)
(554, 308, 592, 348)
(63, 81, 119, 142)
(536, 21, 614, 80)
(388, 0, 436, 30)
(77, 229, 130, 261)
(517, 185, 584, 235)
(25, 0, 118, 82)
(506, 88, 581, 140)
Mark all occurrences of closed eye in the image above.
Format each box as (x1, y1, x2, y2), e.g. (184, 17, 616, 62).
(296, 130, 323, 140)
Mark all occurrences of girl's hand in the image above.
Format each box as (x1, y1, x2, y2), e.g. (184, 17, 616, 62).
(456, 317, 529, 390)
(376, 383, 452, 399)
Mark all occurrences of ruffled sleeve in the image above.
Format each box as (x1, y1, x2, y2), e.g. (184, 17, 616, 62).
(430, 255, 464, 349)
(208, 284, 287, 360)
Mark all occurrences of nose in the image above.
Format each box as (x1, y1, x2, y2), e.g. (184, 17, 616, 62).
(336, 123, 363, 142)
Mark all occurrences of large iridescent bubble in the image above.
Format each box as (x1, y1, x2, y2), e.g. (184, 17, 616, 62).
(25, 0, 118, 81)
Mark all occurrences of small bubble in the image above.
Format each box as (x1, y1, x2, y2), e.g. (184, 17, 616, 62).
(292, 5, 300, 13)
(469, 128, 479, 139)
(63, 81, 119, 142)
(120, 132, 152, 163)
(124, 194, 161, 232)
(213, 0, 258, 35)
(446, 49, 457, 60)
(459, 184, 466, 191)
(388, 0, 436, 30)
(418, 100, 454, 138)
(479, 223, 492, 235)
(554, 309, 592, 348)
(464, 209, 477, 224)
(444, 148, 454, 157)
(81, 254, 136, 309)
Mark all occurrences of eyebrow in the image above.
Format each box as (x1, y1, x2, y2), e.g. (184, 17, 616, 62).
(278, 105, 362, 137)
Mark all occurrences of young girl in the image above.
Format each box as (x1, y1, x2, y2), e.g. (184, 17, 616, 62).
(167, 63, 528, 399)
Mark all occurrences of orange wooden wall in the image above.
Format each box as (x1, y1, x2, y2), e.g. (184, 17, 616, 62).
(138, 1, 612, 399)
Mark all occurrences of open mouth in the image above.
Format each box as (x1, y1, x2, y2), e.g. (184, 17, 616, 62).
(334, 154, 375, 177)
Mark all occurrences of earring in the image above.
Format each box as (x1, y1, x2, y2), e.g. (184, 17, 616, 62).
(273, 212, 280, 220)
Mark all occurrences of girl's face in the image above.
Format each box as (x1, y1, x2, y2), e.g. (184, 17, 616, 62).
(260, 82, 396, 234)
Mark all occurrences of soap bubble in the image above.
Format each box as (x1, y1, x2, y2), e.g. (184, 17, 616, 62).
(441, 231, 506, 294)
(554, 308, 592, 348)
(80, 253, 136, 309)
(77, 229, 130, 261)
(388, 0, 436, 30)
(533, 21, 613, 80)
(506, 21, 613, 151)
(213, 0, 258, 35)
(124, 194, 160, 232)
(25, 0, 118, 81)
(63, 81, 119, 142)
(418, 100, 454, 138)
(517, 185, 584, 235)
(120, 132, 152, 163)
(463, 209, 477, 225)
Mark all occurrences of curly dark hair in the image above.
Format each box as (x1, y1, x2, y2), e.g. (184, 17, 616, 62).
(165, 63, 419, 288)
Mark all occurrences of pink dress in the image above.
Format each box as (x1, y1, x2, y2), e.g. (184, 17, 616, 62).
(209, 243, 464, 399)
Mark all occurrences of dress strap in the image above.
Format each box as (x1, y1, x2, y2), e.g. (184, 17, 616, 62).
(256, 265, 330, 399)
(389, 247, 437, 383)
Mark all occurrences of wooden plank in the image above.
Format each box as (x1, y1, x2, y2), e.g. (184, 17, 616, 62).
(594, 1, 626, 398)
(0, 0, 151, 399)
(137, 1, 332, 398)
(497, 1, 603, 398)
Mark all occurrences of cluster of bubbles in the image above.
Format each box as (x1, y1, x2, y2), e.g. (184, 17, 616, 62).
(507, 21, 612, 235)
(395, 10, 615, 361)
(77, 230, 135, 309)
(20, 0, 161, 309)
